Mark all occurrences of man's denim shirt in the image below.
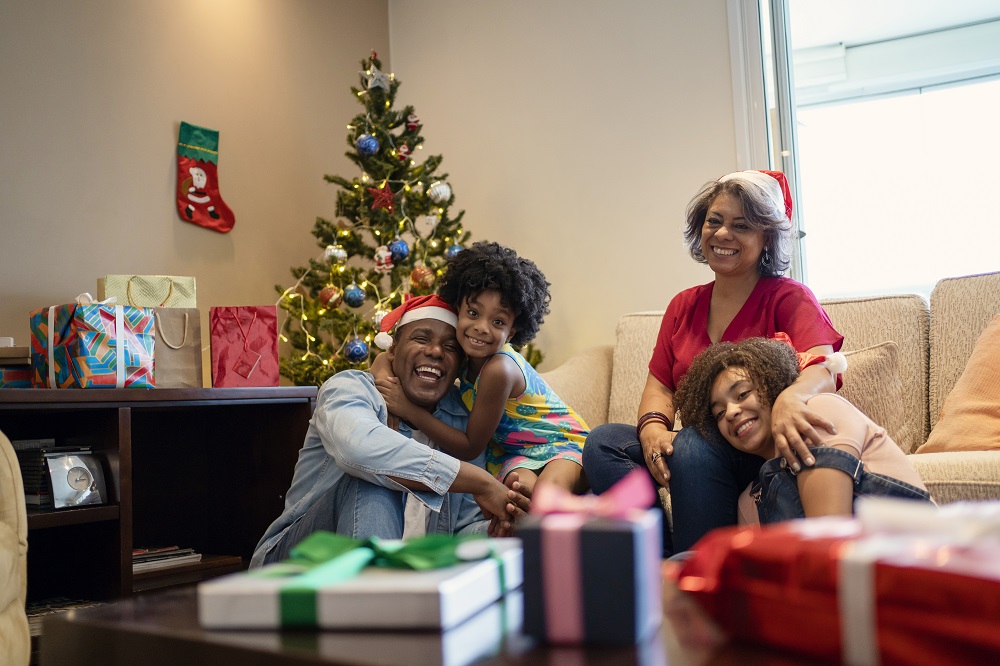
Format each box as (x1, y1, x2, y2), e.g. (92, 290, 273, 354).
(251, 370, 482, 566)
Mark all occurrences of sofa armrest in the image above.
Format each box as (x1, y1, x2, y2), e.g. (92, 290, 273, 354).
(540, 344, 613, 429)
(908, 450, 1000, 504)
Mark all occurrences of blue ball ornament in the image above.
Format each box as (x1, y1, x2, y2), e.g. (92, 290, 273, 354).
(355, 134, 380, 157)
(344, 338, 370, 364)
(344, 283, 366, 308)
(388, 238, 410, 263)
(445, 244, 464, 258)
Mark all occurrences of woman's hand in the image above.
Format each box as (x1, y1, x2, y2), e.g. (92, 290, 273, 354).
(770, 360, 838, 471)
(375, 376, 418, 422)
(640, 422, 677, 486)
(637, 373, 677, 486)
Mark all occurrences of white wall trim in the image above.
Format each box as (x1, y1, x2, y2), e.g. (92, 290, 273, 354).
(727, 0, 770, 170)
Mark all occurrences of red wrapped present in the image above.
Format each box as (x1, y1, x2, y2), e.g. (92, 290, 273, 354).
(673, 498, 1000, 664)
(209, 306, 279, 387)
(520, 470, 663, 646)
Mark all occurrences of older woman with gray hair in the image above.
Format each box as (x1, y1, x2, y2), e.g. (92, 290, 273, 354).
(582, 170, 844, 555)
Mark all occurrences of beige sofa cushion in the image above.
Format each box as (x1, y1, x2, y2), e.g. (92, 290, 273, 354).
(929, 270, 1000, 429)
(607, 312, 664, 425)
(909, 450, 1000, 504)
(540, 344, 613, 429)
(821, 295, 929, 453)
(918, 315, 1000, 454)
(838, 342, 909, 451)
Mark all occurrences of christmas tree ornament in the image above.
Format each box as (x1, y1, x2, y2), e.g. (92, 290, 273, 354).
(318, 285, 343, 308)
(428, 181, 452, 204)
(367, 182, 396, 212)
(410, 264, 436, 290)
(324, 244, 348, 263)
(373, 245, 394, 273)
(355, 133, 380, 156)
(397, 145, 411, 161)
(360, 63, 391, 92)
(344, 283, 366, 308)
(406, 114, 421, 131)
(414, 214, 440, 236)
(344, 338, 370, 363)
(388, 238, 410, 263)
(372, 308, 387, 329)
(445, 243, 464, 258)
(176, 121, 236, 233)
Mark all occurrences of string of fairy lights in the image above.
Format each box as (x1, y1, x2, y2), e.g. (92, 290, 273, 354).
(276, 53, 465, 371)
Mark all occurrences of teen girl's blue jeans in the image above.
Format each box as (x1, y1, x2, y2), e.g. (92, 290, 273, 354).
(753, 446, 933, 523)
(582, 423, 763, 555)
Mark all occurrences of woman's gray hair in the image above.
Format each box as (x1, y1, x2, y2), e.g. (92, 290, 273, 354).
(683, 175, 793, 277)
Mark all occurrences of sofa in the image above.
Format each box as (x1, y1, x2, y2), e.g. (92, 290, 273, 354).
(0, 429, 30, 665)
(542, 270, 1000, 506)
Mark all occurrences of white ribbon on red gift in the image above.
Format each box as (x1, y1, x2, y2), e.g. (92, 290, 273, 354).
(47, 293, 125, 388)
(532, 470, 656, 643)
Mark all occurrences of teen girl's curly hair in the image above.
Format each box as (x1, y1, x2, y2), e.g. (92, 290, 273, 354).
(437, 241, 551, 346)
(675, 338, 800, 439)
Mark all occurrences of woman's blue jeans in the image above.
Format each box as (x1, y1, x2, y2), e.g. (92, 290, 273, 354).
(583, 423, 762, 554)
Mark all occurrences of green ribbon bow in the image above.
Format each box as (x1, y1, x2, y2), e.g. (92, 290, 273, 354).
(255, 532, 503, 627)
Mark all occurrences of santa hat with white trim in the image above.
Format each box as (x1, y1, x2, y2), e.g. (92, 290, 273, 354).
(373, 294, 458, 350)
(718, 169, 793, 221)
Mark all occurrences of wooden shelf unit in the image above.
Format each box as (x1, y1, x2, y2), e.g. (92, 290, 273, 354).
(0, 386, 316, 603)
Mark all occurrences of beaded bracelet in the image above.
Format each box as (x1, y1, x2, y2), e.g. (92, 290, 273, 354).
(635, 410, 673, 441)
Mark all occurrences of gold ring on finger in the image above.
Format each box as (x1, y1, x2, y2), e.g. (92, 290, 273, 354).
(651, 452, 661, 463)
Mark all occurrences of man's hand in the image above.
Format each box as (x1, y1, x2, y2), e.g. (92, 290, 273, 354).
(376, 376, 419, 422)
(477, 473, 530, 537)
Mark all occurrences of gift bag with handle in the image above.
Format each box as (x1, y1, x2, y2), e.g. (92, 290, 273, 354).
(153, 308, 203, 388)
(209, 306, 279, 387)
(98, 275, 197, 308)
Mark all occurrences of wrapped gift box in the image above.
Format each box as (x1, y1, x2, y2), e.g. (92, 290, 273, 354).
(198, 536, 522, 630)
(29, 296, 155, 388)
(0, 365, 35, 388)
(0, 364, 33, 389)
(520, 471, 664, 646)
(673, 498, 1000, 664)
(234, 590, 523, 666)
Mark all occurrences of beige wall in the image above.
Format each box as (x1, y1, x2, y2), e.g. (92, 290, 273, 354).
(0, 0, 389, 381)
(2, 0, 739, 377)
(388, 0, 735, 369)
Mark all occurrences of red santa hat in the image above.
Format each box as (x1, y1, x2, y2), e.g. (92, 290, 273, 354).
(373, 294, 458, 350)
(718, 169, 793, 221)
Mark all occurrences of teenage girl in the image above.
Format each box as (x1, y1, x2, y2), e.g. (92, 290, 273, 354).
(673, 337, 931, 523)
(375, 242, 589, 496)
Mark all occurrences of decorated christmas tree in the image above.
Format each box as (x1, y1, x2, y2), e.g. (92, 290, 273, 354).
(277, 51, 470, 386)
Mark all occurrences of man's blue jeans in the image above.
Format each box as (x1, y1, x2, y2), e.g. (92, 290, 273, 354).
(583, 423, 762, 555)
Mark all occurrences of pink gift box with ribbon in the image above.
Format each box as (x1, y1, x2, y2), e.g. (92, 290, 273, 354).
(520, 470, 663, 646)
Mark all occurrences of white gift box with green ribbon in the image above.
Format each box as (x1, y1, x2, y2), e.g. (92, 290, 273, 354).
(197, 533, 522, 630)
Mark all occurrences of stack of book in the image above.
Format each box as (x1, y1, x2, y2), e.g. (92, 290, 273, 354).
(132, 546, 202, 573)
(0, 344, 32, 388)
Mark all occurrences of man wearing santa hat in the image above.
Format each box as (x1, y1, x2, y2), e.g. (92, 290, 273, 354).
(250, 295, 527, 567)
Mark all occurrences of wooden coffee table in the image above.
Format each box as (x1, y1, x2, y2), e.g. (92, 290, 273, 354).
(41, 580, 801, 665)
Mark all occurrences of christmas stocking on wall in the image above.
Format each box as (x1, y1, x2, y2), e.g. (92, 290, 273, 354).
(176, 121, 235, 233)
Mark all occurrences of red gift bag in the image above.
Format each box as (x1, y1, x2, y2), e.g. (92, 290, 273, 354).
(209, 306, 279, 387)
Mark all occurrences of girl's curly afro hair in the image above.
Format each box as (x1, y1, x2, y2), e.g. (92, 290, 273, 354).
(437, 241, 551, 346)
(675, 338, 800, 439)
